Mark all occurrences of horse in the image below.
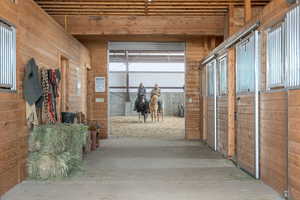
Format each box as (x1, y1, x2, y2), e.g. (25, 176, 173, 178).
(135, 95, 149, 123)
(150, 94, 159, 122)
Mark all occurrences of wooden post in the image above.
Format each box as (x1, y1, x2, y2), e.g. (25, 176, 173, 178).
(227, 47, 236, 158)
(228, 4, 235, 37)
(244, 0, 252, 22)
(64, 15, 68, 32)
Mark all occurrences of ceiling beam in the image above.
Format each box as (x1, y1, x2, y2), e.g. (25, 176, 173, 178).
(52, 15, 225, 35)
(34, 0, 270, 16)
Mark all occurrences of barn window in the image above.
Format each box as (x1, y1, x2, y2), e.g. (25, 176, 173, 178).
(0, 20, 16, 91)
(267, 25, 284, 89)
(219, 56, 227, 95)
(207, 60, 216, 96)
(285, 5, 300, 88)
(236, 35, 255, 93)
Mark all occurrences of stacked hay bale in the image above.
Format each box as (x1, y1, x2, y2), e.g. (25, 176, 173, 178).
(28, 124, 88, 180)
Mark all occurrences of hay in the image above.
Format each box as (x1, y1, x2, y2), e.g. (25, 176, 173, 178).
(28, 124, 88, 180)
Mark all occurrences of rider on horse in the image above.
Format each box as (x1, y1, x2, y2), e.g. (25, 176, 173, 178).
(134, 83, 147, 111)
(151, 84, 162, 112)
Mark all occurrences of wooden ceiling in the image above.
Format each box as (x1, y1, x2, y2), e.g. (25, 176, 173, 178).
(35, 0, 271, 16)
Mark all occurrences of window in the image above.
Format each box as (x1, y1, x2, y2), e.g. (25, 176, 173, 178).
(267, 25, 284, 89)
(219, 56, 227, 95)
(109, 49, 185, 93)
(207, 60, 216, 96)
(236, 35, 255, 93)
(0, 21, 16, 91)
(285, 5, 300, 88)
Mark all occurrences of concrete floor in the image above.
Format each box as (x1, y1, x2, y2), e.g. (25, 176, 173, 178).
(3, 136, 281, 200)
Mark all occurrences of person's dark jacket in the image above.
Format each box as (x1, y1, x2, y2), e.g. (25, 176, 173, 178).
(138, 87, 146, 97)
(23, 58, 43, 105)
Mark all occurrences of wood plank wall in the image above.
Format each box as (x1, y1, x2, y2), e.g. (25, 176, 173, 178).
(185, 38, 222, 140)
(82, 40, 109, 138)
(217, 96, 228, 156)
(224, 7, 265, 39)
(288, 90, 300, 199)
(236, 94, 255, 175)
(260, 91, 288, 195)
(206, 97, 215, 148)
(0, 0, 90, 195)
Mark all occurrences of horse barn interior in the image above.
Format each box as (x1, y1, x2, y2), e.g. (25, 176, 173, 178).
(0, 0, 300, 199)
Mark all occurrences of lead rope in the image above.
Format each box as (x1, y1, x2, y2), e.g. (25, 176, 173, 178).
(41, 69, 50, 123)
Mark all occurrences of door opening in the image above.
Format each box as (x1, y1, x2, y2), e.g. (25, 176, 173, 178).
(107, 42, 186, 140)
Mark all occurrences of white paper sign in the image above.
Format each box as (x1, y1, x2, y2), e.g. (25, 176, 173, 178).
(95, 98, 105, 103)
(95, 77, 105, 93)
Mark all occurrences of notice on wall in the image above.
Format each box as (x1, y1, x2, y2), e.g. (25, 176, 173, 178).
(95, 98, 105, 103)
(95, 77, 105, 93)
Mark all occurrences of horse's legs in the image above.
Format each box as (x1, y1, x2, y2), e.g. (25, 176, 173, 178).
(152, 109, 155, 122)
(150, 109, 153, 122)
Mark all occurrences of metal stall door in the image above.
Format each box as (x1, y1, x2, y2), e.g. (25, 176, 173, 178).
(206, 60, 217, 151)
(235, 32, 260, 178)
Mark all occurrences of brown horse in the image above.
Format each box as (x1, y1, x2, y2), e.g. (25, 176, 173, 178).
(150, 94, 159, 122)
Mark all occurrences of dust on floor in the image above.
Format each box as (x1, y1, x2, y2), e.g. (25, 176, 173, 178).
(110, 116, 185, 139)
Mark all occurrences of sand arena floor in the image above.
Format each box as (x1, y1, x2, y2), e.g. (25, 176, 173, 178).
(110, 116, 185, 139)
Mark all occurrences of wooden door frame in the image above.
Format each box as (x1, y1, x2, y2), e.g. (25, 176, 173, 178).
(60, 55, 70, 113)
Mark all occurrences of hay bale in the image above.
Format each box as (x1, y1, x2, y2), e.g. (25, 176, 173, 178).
(27, 124, 88, 180)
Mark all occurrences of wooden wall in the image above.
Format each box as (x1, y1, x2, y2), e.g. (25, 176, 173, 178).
(206, 97, 215, 148)
(288, 90, 300, 200)
(236, 94, 255, 175)
(82, 40, 109, 138)
(260, 91, 288, 195)
(217, 96, 228, 156)
(201, 67, 208, 141)
(224, 6, 265, 39)
(0, 0, 90, 195)
(185, 37, 222, 140)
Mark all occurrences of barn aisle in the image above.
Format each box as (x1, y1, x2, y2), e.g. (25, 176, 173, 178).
(3, 135, 280, 200)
